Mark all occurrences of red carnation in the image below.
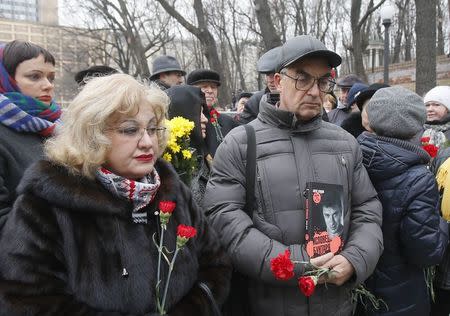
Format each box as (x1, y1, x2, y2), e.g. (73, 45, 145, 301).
(159, 201, 176, 227)
(210, 109, 220, 124)
(177, 224, 197, 238)
(421, 137, 430, 144)
(176, 224, 197, 248)
(298, 276, 317, 297)
(159, 201, 176, 214)
(330, 68, 336, 79)
(423, 144, 439, 158)
(270, 250, 295, 281)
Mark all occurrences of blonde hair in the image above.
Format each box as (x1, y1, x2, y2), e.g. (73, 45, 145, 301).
(45, 73, 169, 178)
(325, 93, 337, 107)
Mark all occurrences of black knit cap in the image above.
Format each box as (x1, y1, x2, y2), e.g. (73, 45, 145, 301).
(186, 69, 221, 86)
(74, 65, 118, 85)
(355, 83, 390, 111)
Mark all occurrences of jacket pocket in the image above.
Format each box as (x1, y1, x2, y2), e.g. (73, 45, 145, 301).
(253, 164, 283, 241)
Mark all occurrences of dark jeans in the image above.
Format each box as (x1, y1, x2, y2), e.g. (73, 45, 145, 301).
(431, 288, 450, 316)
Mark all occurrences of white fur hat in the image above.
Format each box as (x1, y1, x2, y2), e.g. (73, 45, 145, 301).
(424, 86, 450, 111)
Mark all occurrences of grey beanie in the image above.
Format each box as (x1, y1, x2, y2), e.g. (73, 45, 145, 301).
(366, 86, 426, 140)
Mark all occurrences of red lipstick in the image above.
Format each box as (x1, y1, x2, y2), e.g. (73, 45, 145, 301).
(135, 154, 153, 162)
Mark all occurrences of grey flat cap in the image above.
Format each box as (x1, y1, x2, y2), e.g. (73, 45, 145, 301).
(336, 74, 363, 88)
(276, 35, 341, 72)
(257, 46, 281, 74)
(150, 55, 185, 80)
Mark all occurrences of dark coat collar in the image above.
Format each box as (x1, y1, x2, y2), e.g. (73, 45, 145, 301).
(258, 99, 322, 133)
(17, 158, 180, 218)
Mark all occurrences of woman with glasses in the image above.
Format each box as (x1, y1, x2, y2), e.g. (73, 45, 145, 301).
(0, 40, 60, 228)
(0, 74, 231, 315)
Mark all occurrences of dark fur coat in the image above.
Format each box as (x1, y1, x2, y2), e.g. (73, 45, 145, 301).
(0, 159, 231, 316)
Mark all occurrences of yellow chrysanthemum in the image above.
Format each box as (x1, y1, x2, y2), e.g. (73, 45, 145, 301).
(168, 117, 194, 139)
(182, 149, 192, 159)
(163, 153, 172, 162)
(170, 143, 181, 153)
(162, 117, 197, 183)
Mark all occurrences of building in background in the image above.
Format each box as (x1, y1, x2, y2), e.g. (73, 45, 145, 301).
(0, 17, 107, 105)
(0, 0, 58, 25)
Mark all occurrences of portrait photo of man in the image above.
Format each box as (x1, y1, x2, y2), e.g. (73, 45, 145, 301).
(323, 201, 344, 238)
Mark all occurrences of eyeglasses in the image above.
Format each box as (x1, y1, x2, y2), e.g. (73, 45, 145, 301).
(111, 125, 166, 140)
(281, 71, 336, 93)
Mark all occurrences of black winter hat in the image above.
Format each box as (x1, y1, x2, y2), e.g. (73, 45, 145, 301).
(355, 83, 390, 111)
(187, 69, 221, 86)
(74, 65, 118, 85)
(257, 46, 281, 74)
(150, 55, 185, 80)
(346, 83, 369, 107)
(277, 35, 341, 72)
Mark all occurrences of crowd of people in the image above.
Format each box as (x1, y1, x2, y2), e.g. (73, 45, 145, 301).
(0, 36, 449, 316)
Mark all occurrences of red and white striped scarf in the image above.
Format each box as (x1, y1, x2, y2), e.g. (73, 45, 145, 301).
(96, 167, 161, 223)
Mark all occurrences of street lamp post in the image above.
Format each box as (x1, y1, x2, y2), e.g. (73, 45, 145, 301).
(380, 5, 395, 85)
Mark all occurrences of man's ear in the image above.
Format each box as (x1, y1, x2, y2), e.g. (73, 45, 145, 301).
(274, 72, 283, 92)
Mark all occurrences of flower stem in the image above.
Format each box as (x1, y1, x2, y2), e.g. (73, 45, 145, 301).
(156, 226, 165, 314)
(161, 248, 180, 314)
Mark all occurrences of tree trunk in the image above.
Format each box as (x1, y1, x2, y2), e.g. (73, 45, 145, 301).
(155, 0, 230, 105)
(415, 0, 436, 95)
(253, 0, 282, 50)
(437, 1, 445, 55)
(392, 0, 409, 63)
(448, 0, 450, 54)
(350, 0, 386, 81)
(351, 0, 367, 81)
(403, 6, 413, 61)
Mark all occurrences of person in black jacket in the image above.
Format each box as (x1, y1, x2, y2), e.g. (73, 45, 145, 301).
(149, 55, 185, 90)
(238, 46, 281, 124)
(0, 40, 60, 229)
(187, 69, 238, 157)
(358, 86, 449, 316)
(166, 85, 211, 208)
(0, 73, 231, 316)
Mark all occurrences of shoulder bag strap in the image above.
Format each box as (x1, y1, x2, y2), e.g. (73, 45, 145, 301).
(243, 124, 256, 216)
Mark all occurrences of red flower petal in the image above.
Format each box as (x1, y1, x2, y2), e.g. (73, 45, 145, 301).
(177, 224, 197, 239)
(159, 201, 176, 214)
(423, 144, 439, 158)
(298, 276, 316, 297)
(270, 250, 295, 281)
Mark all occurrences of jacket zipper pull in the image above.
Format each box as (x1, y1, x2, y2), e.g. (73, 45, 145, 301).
(341, 156, 346, 166)
(122, 268, 129, 278)
(303, 188, 309, 198)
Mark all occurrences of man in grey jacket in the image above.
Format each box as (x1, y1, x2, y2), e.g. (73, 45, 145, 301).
(204, 35, 383, 316)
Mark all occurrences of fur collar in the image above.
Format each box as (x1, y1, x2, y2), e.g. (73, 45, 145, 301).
(17, 159, 180, 218)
